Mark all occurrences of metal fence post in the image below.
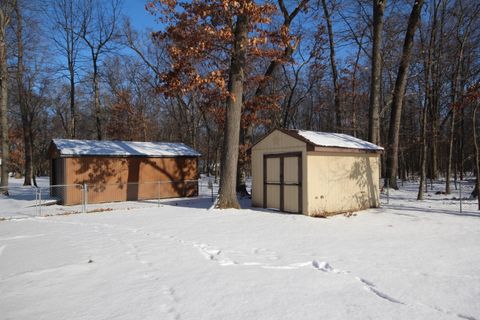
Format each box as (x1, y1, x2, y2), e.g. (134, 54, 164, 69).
(38, 188, 42, 216)
(83, 183, 88, 213)
(35, 187, 39, 215)
(35, 188, 38, 214)
(208, 178, 214, 202)
(459, 179, 463, 213)
(387, 179, 390, 205)
(157, 181, 161, 207)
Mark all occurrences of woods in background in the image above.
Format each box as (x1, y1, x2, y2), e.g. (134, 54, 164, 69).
(0, 0, 479, 207)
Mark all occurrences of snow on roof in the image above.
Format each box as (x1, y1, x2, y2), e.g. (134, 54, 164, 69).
(294, 130, 383, 151)
(52, 139, 201, 157)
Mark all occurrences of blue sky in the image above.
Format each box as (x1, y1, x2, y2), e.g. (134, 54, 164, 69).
(123, 0, 158, 31)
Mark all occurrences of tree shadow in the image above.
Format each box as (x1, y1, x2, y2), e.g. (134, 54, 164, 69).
(159, 196, 215, 209)
(348, 155, 379, 210)
(51, 141, 200, 205)
(0, 187, 37, 201)
(385, 204, 480, 218)
(69, 156, 198, 205)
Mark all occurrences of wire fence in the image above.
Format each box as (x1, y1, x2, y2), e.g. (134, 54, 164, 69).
(12, 177, 469, 217)
(378, 178, 472, 213)
(0, 179, 220, 219)
(0, 186, 41, 218)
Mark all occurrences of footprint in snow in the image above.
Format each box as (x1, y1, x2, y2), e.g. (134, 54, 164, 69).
(251, 247, 280, 260)
(356, 277, 375, 287)
(311, 260, 404, 305)
(194, 243, 222, 261)
(312, 260, 334, 272)
(457, 314, 477, 320)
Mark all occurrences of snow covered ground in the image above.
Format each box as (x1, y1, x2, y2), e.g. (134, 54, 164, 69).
(1, 179, 479, 319)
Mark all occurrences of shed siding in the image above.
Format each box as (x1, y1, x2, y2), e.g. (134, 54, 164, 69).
(61, 156, 198, 205)
(251, 130, 307, 213)
(306, 152, 380, 216)
(63, 157, 80, 205)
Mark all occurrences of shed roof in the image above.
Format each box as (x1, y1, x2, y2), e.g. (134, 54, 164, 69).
(294, 130, 384, 151)
(251, 129, 383, 153)
(51, 139, 201, 157)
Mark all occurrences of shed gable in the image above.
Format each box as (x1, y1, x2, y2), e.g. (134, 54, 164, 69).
(252, 129, 307, 152)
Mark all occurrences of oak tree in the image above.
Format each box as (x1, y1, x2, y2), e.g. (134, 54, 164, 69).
(149, 0, 278, 208)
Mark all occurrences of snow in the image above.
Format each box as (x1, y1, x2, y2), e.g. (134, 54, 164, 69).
(296, 130, 384, 151)
(1, 180, 480, 319)
(52, 139, 201, 157)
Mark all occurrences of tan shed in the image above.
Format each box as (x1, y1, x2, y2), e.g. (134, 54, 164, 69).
(49, 139, 200, 205)
(251, 129, 383, 216)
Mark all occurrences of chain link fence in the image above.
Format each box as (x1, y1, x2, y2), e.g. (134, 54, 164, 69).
(0, 179, 220, 219)
(0, 186, 41, 218)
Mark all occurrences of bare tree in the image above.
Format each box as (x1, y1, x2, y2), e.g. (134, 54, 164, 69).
(385, 0, 425, 189)
(445, 0, 479, 194)
(51, 0, 82, 138)
(79, 0, 122, 140)
(321, 0, 342, 132)
(368, 0, 386, 145)
(418, 0, 441, 200)
(472, 101, 480, 210)
(14, 0, 35, 186)
(0, 0, 16, 194)
(237, 0, 309, 195)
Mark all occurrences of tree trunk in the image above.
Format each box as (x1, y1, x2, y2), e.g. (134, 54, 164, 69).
(418, 102, 428, 200)
(419, 0, 438, 199)
(0, 7, 11, 194)
(217, 14, 249, 209)
(67, 9, 76, 139)
(15, 2, 33, 186)
(321, 0, 342, 132)
(28, 124, 35, 186)
(351, 41, 362, 138)
(472, 104, 480, 210)
(430, 0, 447, 181)
(368, 0, 386, 145)
(93, 56, 102, 140)
(460, 106, 465, 180)
(384, 0, 424, 189)
(445, 109, 456, 194)
(69, 61, 76, 138)
(446, 22, 470, 193)
(429, 95, 439, 179)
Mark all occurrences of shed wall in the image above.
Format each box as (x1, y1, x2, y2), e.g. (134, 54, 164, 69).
(251, 130, 307, 213)
(61, 156, 198, 205)
(50, 158, 67, 200)
(306, 152, 380, 216)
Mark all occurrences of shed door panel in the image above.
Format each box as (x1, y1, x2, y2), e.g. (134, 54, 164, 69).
(266, 158, 280, 183)
(263, 153, 302, 214)
(283, 155, 300, 213)
(266, 185, 280, 209)
(284, 157, 299, 184)
(265, 157, 281, 209)
(284, 185, 299, 213)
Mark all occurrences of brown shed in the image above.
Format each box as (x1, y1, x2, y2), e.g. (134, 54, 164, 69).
(251, 129, 383, 216)
(49, 139, 201, 205)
